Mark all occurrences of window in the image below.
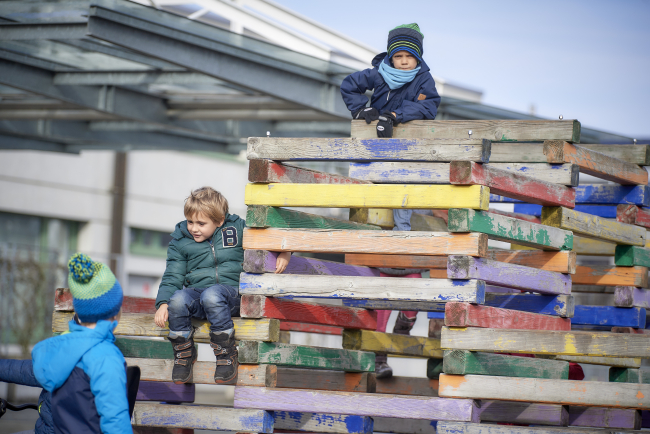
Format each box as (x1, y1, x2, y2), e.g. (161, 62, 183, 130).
(130, 228, 172, 258)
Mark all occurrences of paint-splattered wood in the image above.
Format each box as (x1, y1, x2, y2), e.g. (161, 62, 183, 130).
(374, 377, 439, 397)
(244, 183, 490, 210)
(345, 253, 448, 269)
(448, 208, 573, 251)
(444, 303, 571, 331)
(483, 293, 574, 317)
(488, 208, 542, 223)
(132, 403, 274, 432)
(239, 273, 486, 303)
(480, 401, 568, 426)
(447, 255, 572, 295)
(342, 329, 443, 358)
(618, 205, 650, 229)
(52, 311, 280, 342)
(610, 367, 641, 384)
(436, 421, 636, 433)
(572, 305, 646, 328)
(243, 228, 488, 256)
(616, 245, 650, 268)
(351, 119, 581, 142)
(450, 161, 576, 207)
(439, 373, 650, 409)
(572, 265, 648, 287)
(571, 185, 650, 206)
(55, 288, 156, 313)
(571, 236, 617, 256)
(233, 386, 481, 422)
(486, 163, 579, 186)
(243, 250, 380, 276)
(128, 357, 236, 384)
(136, 381, 194, 403)
(544, 141, 648, 185)
(371, 417, 437, 434)
(247, 136, 492, 162)
(499, 202, 618, 218)
(248, 159, 369, 184)
(553, 354, 642, 368)
(246, 205, 380, 230)
(240, 295, 376, 329)
(349, 162, 451, 183)
(280, 321, 342, 335)
(239, 341, 374, 372)
(273, 411, 373, 434)
(348, 208, 448, 231)
(568, 406, 641, 429)
(118, 338, 179, 359)
(542, 206, 646, 246)
(239, 364, 373, 393)
(489, 143, 650, 165)
(442, 350, 569, 379)
(615, 287, 650, 308)
(441, 326, 650, 357)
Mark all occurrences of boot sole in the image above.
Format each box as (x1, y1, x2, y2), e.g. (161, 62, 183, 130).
(173, 357, 197, 384)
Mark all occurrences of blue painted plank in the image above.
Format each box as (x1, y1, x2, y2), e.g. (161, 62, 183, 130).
(483, 293, 574, 317)
(512, 204, 617, 218)
(493, 185, 650, 206)
(274, 411, 374, 434)
(428, 312, 445, 319)
(572, 305, 646, 328)
(342, 299, 446, 311)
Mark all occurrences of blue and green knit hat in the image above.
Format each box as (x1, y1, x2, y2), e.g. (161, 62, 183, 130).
(387, 23, 424, 62)
(67, 253, 123, 323)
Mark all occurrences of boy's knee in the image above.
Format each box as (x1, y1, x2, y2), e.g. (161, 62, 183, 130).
(168, 291, 191, 314)
(201, 285, 230, 307)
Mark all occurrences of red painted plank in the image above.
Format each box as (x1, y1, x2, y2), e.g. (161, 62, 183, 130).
(450, 161, 576, 207)
(56, 288, 156, 313)
(444, 302, 572, 331)
(280, 321, 343, 335)
(617, 204, 650, 229)
(248, 160, 368, 184)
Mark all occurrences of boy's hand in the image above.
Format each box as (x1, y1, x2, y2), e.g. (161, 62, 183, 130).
(376, 112, 398, 138)
(154, 304, 169, 328)
(353, 107, 380, 124)
(275, 252, 291, 274)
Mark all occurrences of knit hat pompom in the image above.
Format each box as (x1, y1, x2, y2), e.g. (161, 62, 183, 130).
(68, 253, 97, 284)
(387, 23, 424, 62)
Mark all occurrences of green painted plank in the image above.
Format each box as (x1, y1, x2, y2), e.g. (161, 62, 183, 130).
(609, 367, 640, 383)
(448, 208, 573, 251)
(443, 350, 569, 379)
(427, 358, 444, 379)
(615, 245, 650, 268)
(246, 205, 381, 230)
(239, 341, 375, 372)
(115, 338, 189, 359)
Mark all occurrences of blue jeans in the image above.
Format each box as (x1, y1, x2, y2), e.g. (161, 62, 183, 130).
(167, 284, 240, 337)
(393, 209, 413, 231)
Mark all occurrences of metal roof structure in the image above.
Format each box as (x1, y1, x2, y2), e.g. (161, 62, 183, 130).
(0, 0, 633, 154)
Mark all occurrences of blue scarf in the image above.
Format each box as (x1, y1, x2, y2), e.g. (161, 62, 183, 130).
(378, 60, 421, 90)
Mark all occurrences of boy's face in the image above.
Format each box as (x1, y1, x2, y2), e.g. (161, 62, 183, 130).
(186, 212, 223, 243)
(391, 51, 418, 71)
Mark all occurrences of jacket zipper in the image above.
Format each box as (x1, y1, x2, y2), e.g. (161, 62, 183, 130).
(209, 240, 219, 283)
(387, 90, 391, 101)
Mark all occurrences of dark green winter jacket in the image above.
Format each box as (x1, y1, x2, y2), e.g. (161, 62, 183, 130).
(155, 213, 245, 309)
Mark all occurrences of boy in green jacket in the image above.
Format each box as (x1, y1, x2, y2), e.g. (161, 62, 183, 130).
(154, 187, 290, 384)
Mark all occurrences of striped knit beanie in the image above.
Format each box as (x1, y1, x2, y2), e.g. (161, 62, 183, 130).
(68, 253, 123, 323)
(387, 23, 424, 62)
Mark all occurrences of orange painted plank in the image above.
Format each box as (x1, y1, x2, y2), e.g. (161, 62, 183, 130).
(573, 265, 648, 287)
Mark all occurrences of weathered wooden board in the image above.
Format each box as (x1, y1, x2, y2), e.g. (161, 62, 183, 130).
(616, 245, 650, 268)
(239, 273, 486, 303)
(273, 411, 373, 434)
(52, 311, 280, 342)
(280, 321, 342, 335)
(488, 208, 542, 223)
(572, 265, 648, 287)
(136, 381, 194, 403)
(247, 136, 492, 162)
(248, 159, 369, 184)
(450, 161, 576, 207)
(542, 206, 646, 246)
(246, 205, 381, 230)
(349, 162, 451, 183)
(272, 367, 372, 393)
(553, 354, 642, 368)
(351, 119, 581, 142)
(342, 329, 443, 358)
(244, 183, 490, 210)
(233, 386, 481, 421)
(618, 205, 650, 229)
(480, 401, 568, 426)
(345, 253, 448, 269)
(117, 338, 178, 359)
(243, 228, 488, 256)
(444, 303, 571, 330)
(243, 250, 380, 276)
(448, 208, 573, 250)
(610, 367, 641, 384)
(439, 373, 650, 408)
(447, 255, 572, 295)
(128, 357, 239, 384)
(569, 406, 641, 429)
(572, 185, 650, 206)
(441, 326, 650, 357)
(443, 350, 569, 379)
(612, 327, 650, 335)
(239, 341, 374, 372)
(487, 163, 579, 186)
(483, 293, 574, 317)
(571, 236, 617, 256)
(572, 305, 647, 328)
(374, 377, 439, 397)
(132, 403, 274, 432)
(615, 287, 650, 308)
(489, 143, 650, 165)
(371, 417, 438, 434)
(436, 421, 641, 433)
(344, 299, 447, 312)
(544, 141, 648, 185)
(240, 295, 376, 329)
(500, 202, 618, 218)
(55, 287, 156, 313)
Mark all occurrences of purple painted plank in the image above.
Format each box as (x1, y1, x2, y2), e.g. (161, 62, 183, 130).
(233, 386, 479, 422)
(615, 286, 650, 308)
(243, 250, 380, 276)
(137, 381, 195, 403)
(569, 406, 640, 429)
(643, 410, 650, 428)
(447, 255, 571, 295)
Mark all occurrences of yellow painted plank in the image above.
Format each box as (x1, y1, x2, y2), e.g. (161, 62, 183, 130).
(342, 329, 443, 358)
(245, 183, 490, 210)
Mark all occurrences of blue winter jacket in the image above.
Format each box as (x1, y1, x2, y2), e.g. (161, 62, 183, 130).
(31, 320, 132, 434)
(340, 52, 441, 123)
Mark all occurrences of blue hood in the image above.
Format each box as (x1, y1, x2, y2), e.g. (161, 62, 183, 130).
(32, 319, 117, 392)
(372, 52, 431, 75)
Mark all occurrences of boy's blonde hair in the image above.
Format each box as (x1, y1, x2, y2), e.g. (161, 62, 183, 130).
(184, 187, 229, 223)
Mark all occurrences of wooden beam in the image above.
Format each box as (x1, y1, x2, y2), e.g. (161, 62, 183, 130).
(55, 287, 157, 313)
(240, 295, 377, 330)
(129, 357, 259, 385)
(244, 183, 490, 210)
(342, 329, 443, 358)
(480, 401, 568, 426)
(351, 119, 581, 142)
(544, 141, 648, 185)
(273, 411, 373, 434)
(118, 338, 178, 359)
(348, 208, 448, 230)
(441, 326, 650, 357)
(243, 228, 488, 256)
(344, 299, 447, 312)
(572, 305, 646, 328)
(448, 208, 573, 251)
(53, 311, 279, 342)
(234, 386, 481, 422)
(568, 406, 641, 430)
(553, 354, 642, 368)
(439, 373, 650, 409)
(447, 255, 572, 295)
(615, 287, 650, 308)
(488, 208, 542, 223)
(610, 367, 641, 384)
(487, 163, 579, 186)
(371, 417, 437, 434)
(489, 143, 650, 165)
(483, 293, 574, 317)
(444, 303, 571, 331)
(618, 205, 650, 229)
(136, 381, 194, 403)
(450, 161, 576, 207)
(572, 265, 648, 287)
(436, 421, 638, 433)
(239, 273, 486, 303)
(247, 136, 491, 162)
(443, 350, 569, 379)
(574, 185, 650, 206)
(243, 250, 380, 276)
(349, 162, 450, 184)
(345, 253, 448, 269)
(578, 144, 650, 165)
(374, 377, 439, 397)
(280, 321, 342, 335)
(570, 236, 617, 256)
(616, 245, 650, 268)
(246, 205, 381, 230)
(541, 206, 646, 246)
(248, 159, 368, 184)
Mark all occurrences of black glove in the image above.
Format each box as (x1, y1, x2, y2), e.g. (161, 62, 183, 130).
(353, 107, 380, 124)
(376, 112, 398, 138)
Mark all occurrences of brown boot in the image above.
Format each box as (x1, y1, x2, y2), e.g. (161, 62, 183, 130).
(167, 329, 197, 384)
(392, 312, 417, 335)
(375, 353, 393, 379)
(210, 330, 238, 384)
